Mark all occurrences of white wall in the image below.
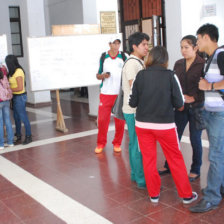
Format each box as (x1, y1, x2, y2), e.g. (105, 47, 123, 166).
(82, 0, 97, 24)
(165, 0, 224, 69)
(181, 0, 224, 45)
(45, 0, 83, 34)
(165, 0, 182, 69)
(0, 0, 51, 104)
(96, 0, 119, 33)
(0, 0, 15, 56)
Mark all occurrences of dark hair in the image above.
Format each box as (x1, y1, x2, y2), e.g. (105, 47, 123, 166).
(128, 32, 150, 53)
(146, 46, 168, 68)
(196, 23, 219, 42)
(5, 54, 24, 77)
(181, 35, 197, 47)
(0, 69, 3, 80)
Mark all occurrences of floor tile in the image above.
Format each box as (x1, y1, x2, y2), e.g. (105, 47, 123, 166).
(0, 96, 223, 223)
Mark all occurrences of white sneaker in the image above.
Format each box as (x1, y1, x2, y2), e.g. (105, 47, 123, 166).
(183, 192, 198, 204)
(150, 195, 160, 203)
(5, 143, 14, 147)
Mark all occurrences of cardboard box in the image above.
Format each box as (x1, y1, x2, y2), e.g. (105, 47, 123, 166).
(52, 24, 101, 36)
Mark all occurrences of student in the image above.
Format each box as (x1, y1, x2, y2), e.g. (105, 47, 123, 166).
(158, 35, 205, 182)
(0, 65, 14, 149)
(94, 37, 127, 154)
(129, 46, 198, 203)
(5, 55, 32, 145)
(190, 23, 224, 213)
(122, 32, 149, 189)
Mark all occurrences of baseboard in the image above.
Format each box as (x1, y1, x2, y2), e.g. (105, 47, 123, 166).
(26, 101, 52, 108)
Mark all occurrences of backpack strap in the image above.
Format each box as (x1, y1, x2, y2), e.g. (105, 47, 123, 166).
(100, 52, 106, 65)
(123, 57, 144, 68)
(120, 57, 144, 87)
(121, 51, 126, 62)
(204, 45, 224, 73)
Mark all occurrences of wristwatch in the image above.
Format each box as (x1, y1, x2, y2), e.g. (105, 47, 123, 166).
(211, 82, 215, 91)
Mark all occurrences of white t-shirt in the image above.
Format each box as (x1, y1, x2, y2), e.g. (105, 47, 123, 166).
(122, 55, 145, 114)
(98, 51, 128, 95)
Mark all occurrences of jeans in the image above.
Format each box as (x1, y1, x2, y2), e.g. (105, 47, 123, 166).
(0, 100, 14, 146)
(203, 111, 224, 205)
(13, 94, 31, 136)
(123, 113, 145, 186)
(164, 108, 203, 175)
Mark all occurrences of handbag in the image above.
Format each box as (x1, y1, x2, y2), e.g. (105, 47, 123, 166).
(112, 85, 125, 120)
(0, 75, 13, 101)
(192, 105, 206, 130)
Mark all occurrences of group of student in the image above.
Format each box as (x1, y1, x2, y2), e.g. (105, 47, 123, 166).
(0, 55, 32, 149)
(95, 23, 224, 213)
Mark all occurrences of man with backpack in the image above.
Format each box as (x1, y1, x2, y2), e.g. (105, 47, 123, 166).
(190, 24, 224, 213)
(94, 36, 128, 154)
(122, 32, 149, 189)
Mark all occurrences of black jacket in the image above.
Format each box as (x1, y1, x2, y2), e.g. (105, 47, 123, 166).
(129, 65, 184, 123)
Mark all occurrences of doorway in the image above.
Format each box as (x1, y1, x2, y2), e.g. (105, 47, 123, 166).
(118, 0, 166, 52)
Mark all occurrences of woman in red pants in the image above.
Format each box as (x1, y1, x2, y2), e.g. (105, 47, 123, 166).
(129, 46, 198, 204)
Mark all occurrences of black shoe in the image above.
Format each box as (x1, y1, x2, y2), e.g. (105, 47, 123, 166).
(189, 174, 200, 182)
(14, 135, 22, 144)
(189, 199, 218, 213)
(158, 168, 170, 175)
(23, 136, 32, 145)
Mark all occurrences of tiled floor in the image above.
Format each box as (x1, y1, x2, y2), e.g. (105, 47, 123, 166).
(0, 93, 223, 224)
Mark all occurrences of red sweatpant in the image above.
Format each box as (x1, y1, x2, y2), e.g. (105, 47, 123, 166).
(135, 126, 192, 198)
(97, 94, 125, 147)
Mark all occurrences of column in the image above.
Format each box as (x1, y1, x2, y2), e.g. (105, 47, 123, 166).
(23, 0, 51, 105)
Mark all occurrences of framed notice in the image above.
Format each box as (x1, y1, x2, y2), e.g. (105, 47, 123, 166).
(100, 11, 117, 34)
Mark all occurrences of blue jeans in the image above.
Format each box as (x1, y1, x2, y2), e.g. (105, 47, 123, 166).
(203, 111, 224, 205)
(13, 94, 31, 136)
(123, 113, 145, 186)
(164, 108, 203, 175)
(0, 100, 14, 146)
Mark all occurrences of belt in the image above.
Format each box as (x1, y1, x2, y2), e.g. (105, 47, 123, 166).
(13, 92, 27, 96)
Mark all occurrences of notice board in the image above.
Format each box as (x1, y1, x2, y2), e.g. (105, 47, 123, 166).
(27, 33, 122, 91)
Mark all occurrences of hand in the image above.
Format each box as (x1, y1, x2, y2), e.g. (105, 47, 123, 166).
(178, 105, 184, 111)
(103, 72, 110, 79)
(199, 78, 211, 91)
(184, 95, 195, 103)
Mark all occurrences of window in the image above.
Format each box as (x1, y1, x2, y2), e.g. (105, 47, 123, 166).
(9, 6, 23, 57)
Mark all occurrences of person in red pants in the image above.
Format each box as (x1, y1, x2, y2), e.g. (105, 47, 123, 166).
(129, 46, 198, 204)
(95, 36, 127, 153)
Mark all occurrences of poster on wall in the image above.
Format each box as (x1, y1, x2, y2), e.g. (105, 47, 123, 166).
(100, 11, 117, 34)
(0, 35, 8, 64)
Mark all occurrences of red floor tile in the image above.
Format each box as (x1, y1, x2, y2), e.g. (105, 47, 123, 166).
(0, 98, 223, 223)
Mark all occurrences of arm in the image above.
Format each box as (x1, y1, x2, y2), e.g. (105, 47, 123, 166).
(199, 78, 224, 91)
(96, 53, 110, 80)
(129, 73, 140, 108)
(11, 76, 24, 92)
(96, 72, 110, 80)
(199, 52, 224, 90)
